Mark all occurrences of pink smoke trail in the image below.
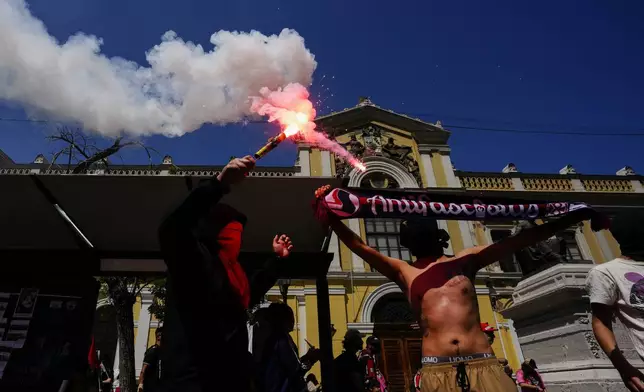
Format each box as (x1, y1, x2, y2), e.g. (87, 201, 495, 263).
(250, 83, 366, 171)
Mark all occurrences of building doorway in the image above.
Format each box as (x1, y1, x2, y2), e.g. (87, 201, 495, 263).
(372, 293, 422, 392)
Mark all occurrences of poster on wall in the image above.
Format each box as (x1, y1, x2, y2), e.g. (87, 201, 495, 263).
(0, 276, 98, 392)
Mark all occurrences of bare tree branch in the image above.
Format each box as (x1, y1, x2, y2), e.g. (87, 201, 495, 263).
(47, 149, 67, 171)
(72, 137, 139, 174)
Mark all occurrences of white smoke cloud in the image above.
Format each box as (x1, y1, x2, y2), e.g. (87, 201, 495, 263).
(0, 0, 317, 136)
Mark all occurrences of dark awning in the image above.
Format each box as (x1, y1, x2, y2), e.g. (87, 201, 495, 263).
(0, 174, 341, 273)
(0, 175, 79, 250)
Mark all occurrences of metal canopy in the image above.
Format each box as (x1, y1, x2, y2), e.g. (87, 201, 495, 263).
(0, 175, 79, 250)
(0, 175, 341, 256)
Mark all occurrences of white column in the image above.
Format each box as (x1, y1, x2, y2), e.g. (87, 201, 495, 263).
(571, 179, 585, 192)
(247, 323, 254, 353)
(507, 319, 524, 363)
(440, 154, 461, 188)
(135, 292, 153, 374)
(575, 226, 594, 262)
(596, 231, 616, 261)
(459, 221, 475, 248)
(296, 148, 310, 177)
(420, 153, 437, 188)
(632, 180, 644, 193)
(328, 233, 342, 272)
(113, 339, 120, 382)
(297, 296, 307, 356)
(492, 312, 508, 359)
(511, 178, 525, 191)
(320, 151, 332, 177)
(348, 219, 366, 272)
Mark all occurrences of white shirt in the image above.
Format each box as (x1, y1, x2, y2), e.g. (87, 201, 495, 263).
(586, 258, 644, 359)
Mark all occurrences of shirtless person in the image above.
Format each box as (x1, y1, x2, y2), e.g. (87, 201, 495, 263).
(315, 185, 605, 392)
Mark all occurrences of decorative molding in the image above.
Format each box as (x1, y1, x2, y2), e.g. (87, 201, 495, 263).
(417, 144, 451, 154)
(522, 178, 574, 192)
(347, 322, 374, 334)
(361, 282, 403, 323)
(347, 156, 419, 188)
(461, 176, 513, 190)
(334, 126, 422, 186)
(559, 164, 577, 175)
(616, 166, 636, 176)
(518, 322, 591, 345)
(510, 263, 593, 307)
(266, 287, 346, 297)
(502, 163, 518, 173)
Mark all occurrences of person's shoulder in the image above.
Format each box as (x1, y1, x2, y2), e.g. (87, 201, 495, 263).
(145, 345, 159, 355)
(590, 258, 631, 273)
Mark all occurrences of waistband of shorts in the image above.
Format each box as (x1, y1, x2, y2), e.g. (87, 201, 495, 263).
(421, 353, 495, 365)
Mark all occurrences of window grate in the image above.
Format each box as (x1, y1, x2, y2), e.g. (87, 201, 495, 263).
(365, 218, 412, 263)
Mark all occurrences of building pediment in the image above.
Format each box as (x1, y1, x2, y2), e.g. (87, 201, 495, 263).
(329, 123, 422, 186)
(315, 103, 450, 145)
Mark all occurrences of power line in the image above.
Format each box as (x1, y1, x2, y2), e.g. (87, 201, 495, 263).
(439, 124, 644, 137)
(1, 116, 643, 137)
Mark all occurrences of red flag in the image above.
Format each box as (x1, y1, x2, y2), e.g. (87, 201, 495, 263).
(88, 336, 100, 369)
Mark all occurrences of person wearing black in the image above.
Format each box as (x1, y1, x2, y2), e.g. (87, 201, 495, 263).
(158, 156, 293, 392)
(139, 327, 163, 392)
(333, 329, 364, 392)
(259, 302, 320, 392)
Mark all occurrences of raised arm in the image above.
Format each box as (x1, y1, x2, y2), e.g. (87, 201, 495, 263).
(315, 185, 408, 282)
(473, 208, 600, 269)
(329, 216, 407, 283)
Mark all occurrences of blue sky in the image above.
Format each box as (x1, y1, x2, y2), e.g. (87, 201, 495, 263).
(1, 0, 643, 174)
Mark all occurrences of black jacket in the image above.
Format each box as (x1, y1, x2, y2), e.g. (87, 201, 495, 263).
(158, 178, 280, 392)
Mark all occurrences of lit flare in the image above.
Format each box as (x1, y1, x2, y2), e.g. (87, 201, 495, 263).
(250, 83, 367, 172)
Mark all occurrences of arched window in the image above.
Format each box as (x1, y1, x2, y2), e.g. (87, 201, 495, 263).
(361, 171, 412, 263)
(359, 172, 400, 189)
(371, 293, 415, 324)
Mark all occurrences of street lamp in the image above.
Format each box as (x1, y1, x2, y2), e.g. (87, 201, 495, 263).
(278, 279, 291, 303)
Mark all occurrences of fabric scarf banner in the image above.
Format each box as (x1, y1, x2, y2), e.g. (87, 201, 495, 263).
(314, 187, 597, 223)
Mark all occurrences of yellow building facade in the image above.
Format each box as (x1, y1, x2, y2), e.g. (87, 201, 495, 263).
(114, 99, 644, 392)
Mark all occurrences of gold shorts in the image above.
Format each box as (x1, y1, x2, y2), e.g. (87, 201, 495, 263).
(416, 357, 517, 392)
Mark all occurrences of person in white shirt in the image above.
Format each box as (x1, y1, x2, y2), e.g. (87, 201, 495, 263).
(586, 211, 644, 392)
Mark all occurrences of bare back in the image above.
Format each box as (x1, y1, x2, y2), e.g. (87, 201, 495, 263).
(398, 247, 492, 357)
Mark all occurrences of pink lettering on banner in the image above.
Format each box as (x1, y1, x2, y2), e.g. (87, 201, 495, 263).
(361, 193, 557, 220)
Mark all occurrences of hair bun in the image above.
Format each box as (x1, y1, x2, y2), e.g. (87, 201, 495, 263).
(437, 229, 450, 249)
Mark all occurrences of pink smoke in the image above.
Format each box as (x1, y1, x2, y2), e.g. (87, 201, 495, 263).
(250, 83, 366, 171)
